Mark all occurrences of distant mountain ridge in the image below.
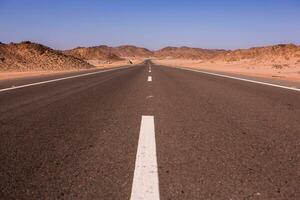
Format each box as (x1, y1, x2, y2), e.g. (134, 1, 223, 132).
(64, 45, 227, 60)
(1, 41, 299, 71)
(65, 43, 300, 62)
(112, 45, 153, 57)
(64, 45, 153, 60)
(154, 46, 226, 59)
(64, 45, 124, 61)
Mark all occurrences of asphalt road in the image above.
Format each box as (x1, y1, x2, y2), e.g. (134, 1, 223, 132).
(0, 60, 299, 199)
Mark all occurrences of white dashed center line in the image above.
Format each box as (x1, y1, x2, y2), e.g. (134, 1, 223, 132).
(130, 116, 160, 200)
(148, 76, 152, 82)
(146, 95, 154, 99)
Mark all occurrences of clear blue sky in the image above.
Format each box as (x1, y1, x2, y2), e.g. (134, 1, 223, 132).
(0, 0, 299, 50)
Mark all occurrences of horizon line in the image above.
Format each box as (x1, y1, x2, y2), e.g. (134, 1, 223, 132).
(1, 40, 299, 52)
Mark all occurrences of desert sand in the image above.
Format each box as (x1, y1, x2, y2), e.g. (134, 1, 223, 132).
(153, 58, 300, 83)
(0, 58, 145, 81)
(86, 57, 145, 68)
(0, 60, 143, 81)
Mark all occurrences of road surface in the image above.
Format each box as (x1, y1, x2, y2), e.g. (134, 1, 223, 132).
(0, 60, 299, 199)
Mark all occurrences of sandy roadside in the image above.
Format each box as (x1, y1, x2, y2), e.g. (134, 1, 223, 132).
(0, 69, 92, 81)
(86, 58, 145, 68)
(153, 59, 300, 83)
(0, 58, 144, 81)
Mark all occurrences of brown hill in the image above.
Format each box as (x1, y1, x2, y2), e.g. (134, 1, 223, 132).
(64, 45, 123, 61)
(214, 44, 300, 64)
(64, 45, 152, 60)
(113, 45, 153, 57)
(154, 46, 225, 59)
(0, 41, 93, 71)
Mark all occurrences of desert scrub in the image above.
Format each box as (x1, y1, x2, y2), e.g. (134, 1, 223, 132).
(272, 64, 283, 69)
(225, 57, 238, 62)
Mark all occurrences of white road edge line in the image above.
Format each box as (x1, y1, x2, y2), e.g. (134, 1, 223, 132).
(148, 76, 152, 82)
(175, 67, 300, 92)
(0, 66, 133, 93)
(130, 116, 160, 200)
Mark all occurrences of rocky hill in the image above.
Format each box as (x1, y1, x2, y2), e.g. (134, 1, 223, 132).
(0, 41, 94, 71)
(213, 44, 300, 64)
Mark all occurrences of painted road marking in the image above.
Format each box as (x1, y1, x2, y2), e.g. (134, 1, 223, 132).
(146, 95, 154, 99)
(148, 76, 152, 82)
(0, 66, 133, 93)
(130, 116, 160, 200)
(176, 67, 300, 92)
